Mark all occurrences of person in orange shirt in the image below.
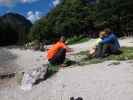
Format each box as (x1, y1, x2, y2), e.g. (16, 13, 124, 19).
(47, 36, 71, 67)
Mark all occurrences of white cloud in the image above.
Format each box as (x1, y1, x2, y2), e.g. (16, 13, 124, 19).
(0, 0, 17, 7)
(53, 0, 60, 7)
(27, 11, 42, 23)
(0, 0, 40, 7)
(21, 0, 39, 3)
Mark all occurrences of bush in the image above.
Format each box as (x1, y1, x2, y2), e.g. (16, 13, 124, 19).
(67, 35, 90, 45)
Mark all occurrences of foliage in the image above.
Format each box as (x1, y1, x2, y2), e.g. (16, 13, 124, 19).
(29, 17, 62, 43)
(67, 35, 90, 45)
(29, 0, 95, 43)
(95, 0, 133, 36)
(29, 0, 133, 42)
(1, 0, 132, 45)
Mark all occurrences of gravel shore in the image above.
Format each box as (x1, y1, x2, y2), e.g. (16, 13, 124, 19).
(0, 37, 133, 100)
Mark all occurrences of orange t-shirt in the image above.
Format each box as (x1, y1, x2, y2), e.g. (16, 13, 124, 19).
(47, 42, 66, 60)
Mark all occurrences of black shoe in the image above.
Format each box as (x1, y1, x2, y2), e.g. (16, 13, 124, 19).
(76, 97, 83, 100)
(70, 97, 74, 100)
(70, 97, 83, 100)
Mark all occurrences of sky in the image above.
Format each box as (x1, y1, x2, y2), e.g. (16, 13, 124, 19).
(0, 0, 61, 22)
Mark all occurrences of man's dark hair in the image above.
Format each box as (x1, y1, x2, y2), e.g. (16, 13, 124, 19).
(104, 28, 111, 34)
(60, 36, 66, 43)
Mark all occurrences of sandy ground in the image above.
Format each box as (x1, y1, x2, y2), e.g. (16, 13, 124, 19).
(0, 37, 133, 100)
(0, 48, 46, 75)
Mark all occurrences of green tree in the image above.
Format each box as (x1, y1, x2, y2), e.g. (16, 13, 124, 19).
(29, 17, 58, 43)
(29, 0, 96, 43)
(96, 0, 133, 36)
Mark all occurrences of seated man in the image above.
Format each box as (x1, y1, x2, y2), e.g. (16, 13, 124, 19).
(95, 28, 121, 58)
(89, 31, 106, 57)
(47, 36, 71, 67)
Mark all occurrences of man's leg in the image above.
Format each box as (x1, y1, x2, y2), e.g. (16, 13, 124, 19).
(95, 43, 110, 58)
(111, 49, 122, 55)
(95, 43, 103, 58)
(55, 48, 66, 64)
(102, 44, 111, 57)
(49, 48, 66, 65)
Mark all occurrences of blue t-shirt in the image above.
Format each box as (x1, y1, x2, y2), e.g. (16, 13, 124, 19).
(101, 32, 120, 51)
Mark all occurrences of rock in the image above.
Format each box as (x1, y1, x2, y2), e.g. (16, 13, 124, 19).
(24, 41, 46, 51)
(0, 48, 20, 78)
(0, 63, 20, 79)
(20, 64, 48, 91)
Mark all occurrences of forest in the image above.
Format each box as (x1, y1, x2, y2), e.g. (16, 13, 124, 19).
(0, 0, 133, 45)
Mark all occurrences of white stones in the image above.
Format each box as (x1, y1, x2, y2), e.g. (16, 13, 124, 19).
(20, 65, 48, 91)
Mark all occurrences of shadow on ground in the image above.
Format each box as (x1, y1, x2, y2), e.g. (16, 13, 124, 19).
(35, 59, 78, 85)
(0, 48, 18, 75)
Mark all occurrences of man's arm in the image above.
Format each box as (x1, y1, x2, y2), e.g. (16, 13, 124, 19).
(66, 46, 73, 52)
(61, 42, 73, 52)
(101, 34, 114, 44)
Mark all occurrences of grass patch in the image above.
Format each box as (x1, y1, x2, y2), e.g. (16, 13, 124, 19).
(64, 59, 78, 66)
(45, 59, 77, 79)
(67, 35, 90, 45)
(76, 47, 133, 65)
(76, 51, 88, 55)
(111, 61, 121, 65)
(108, 61, 121, 66)
(45, 64, 59, 79)
(107, 47, 133, 61)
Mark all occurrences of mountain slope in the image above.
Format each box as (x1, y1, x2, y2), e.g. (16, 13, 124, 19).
(0, 13, 32, 46)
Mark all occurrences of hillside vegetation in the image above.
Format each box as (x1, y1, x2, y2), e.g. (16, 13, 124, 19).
(0, 0, 133, 45)
(29, 0, 133, 43)
(0, 13, 32, 46)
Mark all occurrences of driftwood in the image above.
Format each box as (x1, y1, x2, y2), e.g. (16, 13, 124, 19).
(0, 63, 20, 80)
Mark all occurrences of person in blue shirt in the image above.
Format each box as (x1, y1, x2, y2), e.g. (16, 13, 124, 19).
(95, 28, 121, 58)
